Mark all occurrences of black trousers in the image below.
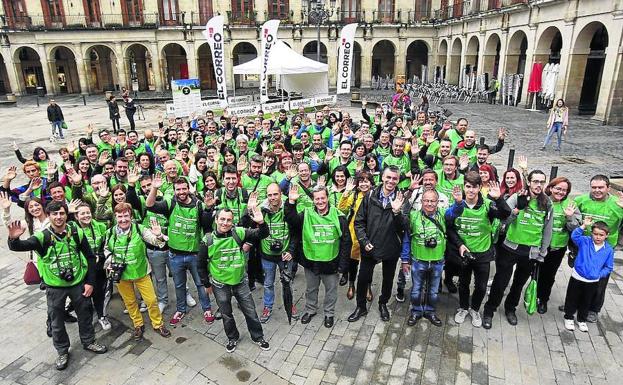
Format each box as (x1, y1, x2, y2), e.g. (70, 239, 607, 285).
(356, 257, 397, 308)
(458, 260, 490, 311)
(564, 276, 599, 322)
(537, 247, 566, 304)
(484, 247, 533, 317)
(47, 284, 95, 355)
(111, 118, 120, 133)
(126, 110, 136, 130)
(589, 274, 610, 313)
(91, 262, 108, 318)
(344, 259, 359, 285)
(444, 259, 462, 284)
(246, 245, 264, 286)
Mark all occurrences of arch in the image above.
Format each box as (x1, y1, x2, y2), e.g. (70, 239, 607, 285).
(162, 43, 188, 88)
(483, 33, 501, 78)
(0, 53, 12, 94)
(437, 39, 448, 82)
(466, 36, 479, 56)
(567, 22, 608, 115)
(232, 42, 257, 88)
(126, 43, 154, 92)
(50, 46, 81, 94)
(82, 43, 117, 60)
(450, 38, 462, 56)
(372, 40, 396, 79)
(448, 38, 462, 85)
(303, 41, 328, 64)
(14, 46, 45, 95)
(535, 26, 563, 63)
(86, 45, 119, 92)
(406, 40, 429, 83)
(197, 43, 215, 90)
(504, 30, 528, 104)
(438, 39, 448, 55)
(484, 33, 501, 55)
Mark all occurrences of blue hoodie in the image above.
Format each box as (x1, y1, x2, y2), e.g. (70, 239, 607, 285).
(570, 227, 614, 281)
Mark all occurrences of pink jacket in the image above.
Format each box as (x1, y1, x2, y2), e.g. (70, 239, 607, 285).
(547, 107, 569, 129)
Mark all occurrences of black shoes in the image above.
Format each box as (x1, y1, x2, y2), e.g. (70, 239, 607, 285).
(347, 307, 368, 322)
(83, 342, 108, 354)
(407, 313, 422, 326)
(379, 304, 390, 322)
(301, 313, 316, 324)
(424, 313, 443, 327)
(537, 301, 548, 314)
(339, 274, 348, 286)
(226, 339, 238, 353)
(55, 353, 69, 370)
(395, 289, 405, 303)
(255, 338, 270, 351)
(505, 310, 518, 326)
(324, 316, 334, 328)
(482, 315, 493, 329)
(444, 279, 458, 294)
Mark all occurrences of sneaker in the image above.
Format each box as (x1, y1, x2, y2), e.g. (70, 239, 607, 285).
(158, 302, 166, 314)
(133, 325, 145, 341)
(260, 307, 272, 323)
(469, 309, 482, 328)
(454, 308, 469, 324)
(186, 293, 197, 307)
(98, 317, 111, 331)
(139, 302, 147, 313)
(395, 289, 405, 303)
(564, 319, 575, 331)
(155, 325, 172, 338)
(226, 339, 238, 353)
(255, 338, 270, 351)
(83, 342, 107, 354)
(203, 309, 215, 324)
(577, 322, 588, 332)
(586, 311, 598, 323)
(170, 311, 185, 326)
(291, 305, 299, 320)
(55, 353, 69, 370)
(123, 308, 129, 314)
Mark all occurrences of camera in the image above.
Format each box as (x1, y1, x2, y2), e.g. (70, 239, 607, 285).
(424, 238, 437, 248)
(58, 267, 75, 282)
(109, 262, 127, 283)
(461, 251, 476, 266)
(269, 240, 283, 253)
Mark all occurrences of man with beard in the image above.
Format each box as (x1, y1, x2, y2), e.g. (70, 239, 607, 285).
(109, 157, 129, 187)
(145, 175, 216, 326)
(373, 130, 392, 165)
(275, 109, 291, 133)
(454, 129, 505, 164)
(302, 111, 332, 148)
(241, 155, 273, 202)
(439, 117, 469, 149)
(214, 165, 249, 225)
(317, 141, 356, 178)
(463, 144, 499, 180)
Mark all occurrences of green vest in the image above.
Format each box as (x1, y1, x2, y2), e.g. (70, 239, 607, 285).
(505, 198, 548, 247)
(81, 221, 107, 255)
(106, 224, 149, 280)
(167, 198, 202, 252)
(261, 207, 290, 256)
(241, 174, 272, 202)
(216, 188, 247, 225)
(382, 153, 411, 189)
(445, 129, 463, 149)
(140, 196, 169, 236)
(455, 146, 477, 164)
(328, 158, 357, 177)
(574, 194, 623, 248)
(207, 228, 246, 285)
(436, 171, 464, 203)
(409, 209, 446, 261)
(302, 206, 342, 261)
(455, 200, 493, 253)
(374, 144, 391, 162)
(550, 198, 572, 249)
(293, 180, 314, 213)
(34, 225, 88, 287)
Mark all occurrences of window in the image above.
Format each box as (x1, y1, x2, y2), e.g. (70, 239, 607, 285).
(341, 0, 360, 23)
(268, 0, 288, 19)
(378, 0, 394, 22)
(42, 0, 65, 25)
(198, 0, 213, 24)
(3, 0, 29, 27)
(83, 0, 101, 24)
(122, 0, 143, 25)
(414, 0, 430, 21)
(159, 0, 179, 25)
(231, 0, 254, 20)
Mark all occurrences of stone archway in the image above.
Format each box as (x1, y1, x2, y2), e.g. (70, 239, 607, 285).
(372, 40, 395, 78)
(535, 26, 563, 64)
(303, 41, 328, 64)
(85, 45, 119, 92)
(505, 30, 528, 104)
(51, 46, 80, 94)
(352, 41, 362, 88)
(14, 46, 45, 95)
(465, 36, 479, 73)
(406, 40, 429, 83)
(126, 44, 154, 92)
(448, 38, 462, 85)
(567, 22, 608, 115)
(483, 33, 501, 78)
(0, 53, 11, 94)
(162, 43, 188, 88)
(436, 39, 448, 82)
(232, 42, 257, 88)
(197, 43, 216, 90)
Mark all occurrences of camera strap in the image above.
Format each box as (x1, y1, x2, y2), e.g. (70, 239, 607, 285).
(422, 211, 445, 235)
(44, 224, 82, 275)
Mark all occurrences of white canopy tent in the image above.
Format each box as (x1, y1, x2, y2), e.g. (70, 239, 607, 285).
(233, 40, 329, 97)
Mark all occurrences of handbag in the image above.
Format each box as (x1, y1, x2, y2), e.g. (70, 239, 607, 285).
(523, 263, 539, 315)
(23, 254, 41, 285)
(61, 121, 68, 129)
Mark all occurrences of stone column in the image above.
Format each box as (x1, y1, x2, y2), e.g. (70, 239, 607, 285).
(396, 38, 407, 78)
(150, 42, 164, 91)
(74, 53, 89, 95)
(37, 45, 55, 96)
(594, 43, 619, 122)
(186, 40, 198, 79)
(360, 40, 373, 88)
(1, 46, 22, 95)
(115, 42, 129, 91)
(327, 39, 338, 88)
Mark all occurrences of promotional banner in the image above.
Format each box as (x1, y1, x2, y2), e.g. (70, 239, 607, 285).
(337, 23, 358, 95)
(202, 15, 228, 108)
(259, 19, 281, 103)
(171, 78, 202, 117)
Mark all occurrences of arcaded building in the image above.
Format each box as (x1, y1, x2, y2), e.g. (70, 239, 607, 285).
(0, 0, 621, 123)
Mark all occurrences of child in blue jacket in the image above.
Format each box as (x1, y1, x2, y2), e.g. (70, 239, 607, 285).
(563, 217, 614, 332)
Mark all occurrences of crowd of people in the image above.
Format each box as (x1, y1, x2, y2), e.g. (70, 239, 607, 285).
(2, 95, 621, 372)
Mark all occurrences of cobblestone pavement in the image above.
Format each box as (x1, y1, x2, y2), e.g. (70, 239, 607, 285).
(0, 98, 622, 385)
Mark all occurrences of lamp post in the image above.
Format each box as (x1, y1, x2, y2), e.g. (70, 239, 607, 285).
(305, 0, 335, 62)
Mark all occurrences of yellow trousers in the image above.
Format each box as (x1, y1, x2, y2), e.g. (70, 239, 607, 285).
(117, 275, 163, 329)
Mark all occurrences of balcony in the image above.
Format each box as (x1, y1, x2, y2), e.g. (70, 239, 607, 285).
(227, 10, 257, 26)
(372, 9, 400, 23)
(1, 13, 160, 30)
(159, 12, 184, 27)
(338, 10, 364, 24)
(265, 10, 293, 23)
(190, 12, 214, 26)
(434, 1, 471, 20)
(408, 9, 431, 23)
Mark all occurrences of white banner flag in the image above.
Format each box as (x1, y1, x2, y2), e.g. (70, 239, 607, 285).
(260, 19, 280, 103)
(337, 23, 358, 94)
(202, 15, 228, 108)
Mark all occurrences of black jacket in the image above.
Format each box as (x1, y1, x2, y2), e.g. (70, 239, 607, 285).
(354, 186, 405, 262)
(284, 201, 351, 275)
(47, 104, 64, 122)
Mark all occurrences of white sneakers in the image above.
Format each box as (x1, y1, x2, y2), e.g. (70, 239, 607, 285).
(158, 302, 166, 314)
(577, 322, 588, 332)
(564, 319, 575, 331)
(98, 317, 111, 330)
(454, 308, 483, 328)
(186, 293, 197, 307)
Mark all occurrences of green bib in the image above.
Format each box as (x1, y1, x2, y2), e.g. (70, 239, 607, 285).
(302, 206, 342, 262)
(505, 198, 548, 247)
(574, 194, 623, 248)
(436, 171, 464, 203)
(455, 146, 477, 164)
(241, 174, 272, 202)
(106, 224, 149, 280)
(550, 198, 572, 249)
(382, 153, 411, 189)
(455, 200, 493, 253)
(409, 210, 446, 261)
(216, 189, 247, 224)
(34, 225, 88, 287)
(261, 208, 290, 256)
(167, 198, 202, 252)
(445, 129, 463, 149)
(207, 228, 246, 285)
(81, 221, 107, 255)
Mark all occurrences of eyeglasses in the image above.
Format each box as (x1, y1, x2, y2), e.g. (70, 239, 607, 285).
(552, 186, 568, 193)
(531, 180, 546, 185)
(422, 199, 438, 203)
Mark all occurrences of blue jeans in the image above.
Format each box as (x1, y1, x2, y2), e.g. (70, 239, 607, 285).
(261, 258, 292, 309)
(51, 121, 64, 138)
(410, 259, 444, 316)
(169, 252, 211, 313)
(543, 121, 563, 149)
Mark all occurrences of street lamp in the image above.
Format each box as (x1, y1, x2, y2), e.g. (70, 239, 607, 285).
(304, 0, 336, 62)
